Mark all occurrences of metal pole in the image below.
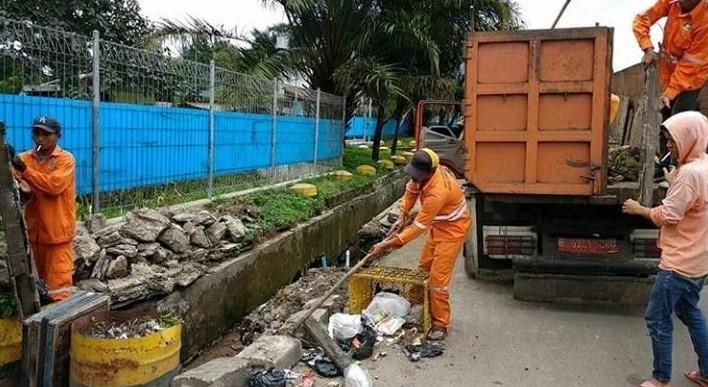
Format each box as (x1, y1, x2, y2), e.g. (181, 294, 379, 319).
(366, 98, 372, 142)
(314, 88, 321, 166)
(207, 60, 215, 199)
(271, 81, 278, 168)
(551, 0, 572, 29)
(91, 30, 101, 214)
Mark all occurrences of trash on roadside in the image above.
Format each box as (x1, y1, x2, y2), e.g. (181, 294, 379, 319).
(363, 292, 411, 324)
(249, 368, 287, 387)
(301, 347, 324, 364)
(352, 327, 377, 360)
(314, 358, 341, 378)
(405, 304, 423, 325)
(328, 313, 363, 340)
(403, 341, 444, 362)
(370, 351, 387, 362)
(344, 363, 373, 387)
(375, 316, 405, 336)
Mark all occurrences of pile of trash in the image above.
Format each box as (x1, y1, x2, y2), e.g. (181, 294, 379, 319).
(72, 207, 258, 307)
(248, 364, 372, 387)
(609, 146, 641, 183)
(239, 269, 348, 345)
(83, 314, 180, 339)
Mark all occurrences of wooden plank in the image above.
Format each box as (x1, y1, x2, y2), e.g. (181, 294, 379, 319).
(628, 102, 645, 148)
(639, 66, 662, 207)
(303, 316, 352, 373)
(42, 293, 110, 387)
(609, 97, 630, 145)
(623, 106, 635, 146)
(0, 126, 40, 319)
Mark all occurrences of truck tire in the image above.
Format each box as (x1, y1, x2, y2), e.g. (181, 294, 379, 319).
(463, 196, 479, 279)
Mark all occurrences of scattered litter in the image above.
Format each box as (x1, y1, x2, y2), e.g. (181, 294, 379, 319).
(375, 316, 405, 336)
(352, 328, 377, 361)
(313, 359, 341, 378)
(295, 373, 315, 387)
(370, 351, 388, 362)
(83, 315, 177, 339)
(249, 368, 287, 387)
(327, 382, 342, 387)
(363, 292, 411, 324)
(405, 304, 423, 325)
(328, 313, 363, 340)
(403, 341, 444, 362)
(344, 364, 373, 387)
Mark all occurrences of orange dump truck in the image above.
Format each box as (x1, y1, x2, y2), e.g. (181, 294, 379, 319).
(430, 27, 661, 304)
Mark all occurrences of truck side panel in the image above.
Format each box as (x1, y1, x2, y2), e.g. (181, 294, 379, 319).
(464, 28, 613, 196)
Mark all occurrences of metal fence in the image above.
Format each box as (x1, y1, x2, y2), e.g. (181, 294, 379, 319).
(0, 18, 346, 216)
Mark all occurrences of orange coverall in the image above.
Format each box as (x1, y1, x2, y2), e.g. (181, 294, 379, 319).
(18, 146, 76, 301)
(633, 0, 708, 101)
(392, 167, 471, 329)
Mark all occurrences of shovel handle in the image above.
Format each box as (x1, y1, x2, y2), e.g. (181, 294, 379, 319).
(291, 253, 374, 331)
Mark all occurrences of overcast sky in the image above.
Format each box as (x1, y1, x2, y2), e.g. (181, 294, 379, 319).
(139, 0, 664, 71)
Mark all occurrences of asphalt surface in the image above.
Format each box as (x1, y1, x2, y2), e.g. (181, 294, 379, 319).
(365, 237, 704, 387)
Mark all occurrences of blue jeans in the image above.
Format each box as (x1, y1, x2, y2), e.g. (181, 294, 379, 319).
(645, 269, 708, 383)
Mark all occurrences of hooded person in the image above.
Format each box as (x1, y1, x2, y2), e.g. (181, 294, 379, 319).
(623, 111, 708, 387)
(368, 148, 471, 341)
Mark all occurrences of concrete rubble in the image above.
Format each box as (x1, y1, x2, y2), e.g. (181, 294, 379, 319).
(73, 207, 260, 307)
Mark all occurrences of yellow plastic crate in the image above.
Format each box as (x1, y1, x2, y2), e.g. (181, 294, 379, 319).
(348, 266, 430, 335)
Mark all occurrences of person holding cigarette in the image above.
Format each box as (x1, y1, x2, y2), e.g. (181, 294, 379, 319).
(11, 116, 76, 302)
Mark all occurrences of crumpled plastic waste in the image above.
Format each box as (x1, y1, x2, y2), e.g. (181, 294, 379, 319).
(249, 369, 287, 387)
(352, 327, 377, 360)
(328, 313, 363, 340)
(344, 364, 373, 387)
(375, 316, 405, 336)
(403, 341, 444, 362)
(363, 292, 411, 323)
(313, 359, 341, 378)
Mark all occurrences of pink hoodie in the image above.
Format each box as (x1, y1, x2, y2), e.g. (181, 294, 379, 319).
(650, 111, 708, 278)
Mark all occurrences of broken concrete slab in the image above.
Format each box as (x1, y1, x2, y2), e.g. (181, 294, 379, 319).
(312, 308, 329, 326)
(235, 335, 303, 370)
(194, 210, 217, 227)
(74, 235, 101, 263)
(159, 224, 190, 254)
(190, 227, 212, 249)
(206, 221, 227, 246)
(96, 231, 122, 247)
(84, 213, 107, 234)
(106, 243, 138, 258)
(222, 215, 246, 242)
(105, 256, 129, 279)
(151, 246, 174, 264)
(172, 212, 196, 224)
(120, 208, 171, 242)
(172, 357, 254, 387)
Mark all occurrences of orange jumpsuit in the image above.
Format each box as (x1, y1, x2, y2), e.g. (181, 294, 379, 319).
(633, 0, 708, 101)
(392, 167, 471, 329)
(18, 146, 76, 301)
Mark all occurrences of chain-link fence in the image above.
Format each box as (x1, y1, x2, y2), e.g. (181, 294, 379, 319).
(0, 18, 346, 218)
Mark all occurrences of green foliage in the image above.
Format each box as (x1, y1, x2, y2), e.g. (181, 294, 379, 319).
(0, 295, 17, 319)
(158, 312, 182, 328)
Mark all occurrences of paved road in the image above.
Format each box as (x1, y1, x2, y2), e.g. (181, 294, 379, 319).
(366, 238, 703, 387)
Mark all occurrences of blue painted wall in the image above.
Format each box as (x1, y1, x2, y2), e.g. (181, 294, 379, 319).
(0, 94, 345, 195)
(345, 117, 411, 139)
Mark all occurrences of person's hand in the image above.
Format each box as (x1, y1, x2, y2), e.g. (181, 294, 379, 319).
(661, 96, 671, 110)
(11, 155, 26, 173)
(663, 166, 678, 186)
(622, 199, 643, 215)
(387, 214, 408, 237)
(642, 49, 658, 69)
(368, 238, 395, 262)
(16, 178, 31, 194)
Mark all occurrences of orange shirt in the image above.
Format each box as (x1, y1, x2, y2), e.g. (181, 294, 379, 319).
(18, 146, 76, 245)
(394, 167, 470, 247)
(633, 0, 708, 100)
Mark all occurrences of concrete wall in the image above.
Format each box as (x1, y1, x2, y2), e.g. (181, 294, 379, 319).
(159, 171, 407, 361)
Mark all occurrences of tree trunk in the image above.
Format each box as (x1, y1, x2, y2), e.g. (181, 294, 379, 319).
(371, 105, 386, 161)
(391, 118, 402, 155)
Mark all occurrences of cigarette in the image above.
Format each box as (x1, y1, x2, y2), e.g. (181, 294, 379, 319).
(36, 145, 41, 152)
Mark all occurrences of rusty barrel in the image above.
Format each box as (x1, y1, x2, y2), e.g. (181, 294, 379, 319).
(0, 318, 21, 387)
(70, 315, 181, 387)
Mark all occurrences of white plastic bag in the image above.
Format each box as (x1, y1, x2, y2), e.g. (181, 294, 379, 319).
(375, 316, 406, 336)
(363, 292, 411, 322)
(328, 313, 362, 340)
(344, 364, 373, 387)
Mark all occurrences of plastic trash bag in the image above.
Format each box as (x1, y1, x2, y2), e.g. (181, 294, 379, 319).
(344, 364, 373, 387)
(375, 316, 405, 336)
(405, 304, 423, 324)
(363, 292, 411, 323)
(352, 327, 377, 360)
(314, 359, 340, 378)
(404, 342, 444, 362)
(249, 369, 286, 387)
(328, 313, 363, 340)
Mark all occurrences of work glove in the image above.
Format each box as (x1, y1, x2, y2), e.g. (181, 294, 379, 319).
(11, 155, 26, 173)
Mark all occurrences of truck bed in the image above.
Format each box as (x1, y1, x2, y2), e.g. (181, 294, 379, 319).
(478, 182, 666, 206)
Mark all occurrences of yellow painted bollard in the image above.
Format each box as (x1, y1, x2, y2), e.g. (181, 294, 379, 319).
(355, 165, 377, 177)
(289, 183, 318, 197)
(331, 170, 353, 182)
(70, 323, 182, 387)
(391, 155, 407, 165)
(402, 151, 415, 161)
(379, 146, 390, 152)
(377, 160, 394, 171)
(0, 318, 21, 387)
(409, 140, 417, 147)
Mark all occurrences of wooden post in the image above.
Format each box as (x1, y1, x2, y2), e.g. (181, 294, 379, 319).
(638, 65, 662, 207)
(303, 317, 352, 372)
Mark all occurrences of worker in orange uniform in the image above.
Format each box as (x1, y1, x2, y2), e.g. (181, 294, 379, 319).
(369, 149, 471, 341)
(633, 0, 708, 165)
(11, 116, 76, 302)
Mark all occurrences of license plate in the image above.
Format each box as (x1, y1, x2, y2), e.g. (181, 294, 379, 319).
(558, 238, 619, 255)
